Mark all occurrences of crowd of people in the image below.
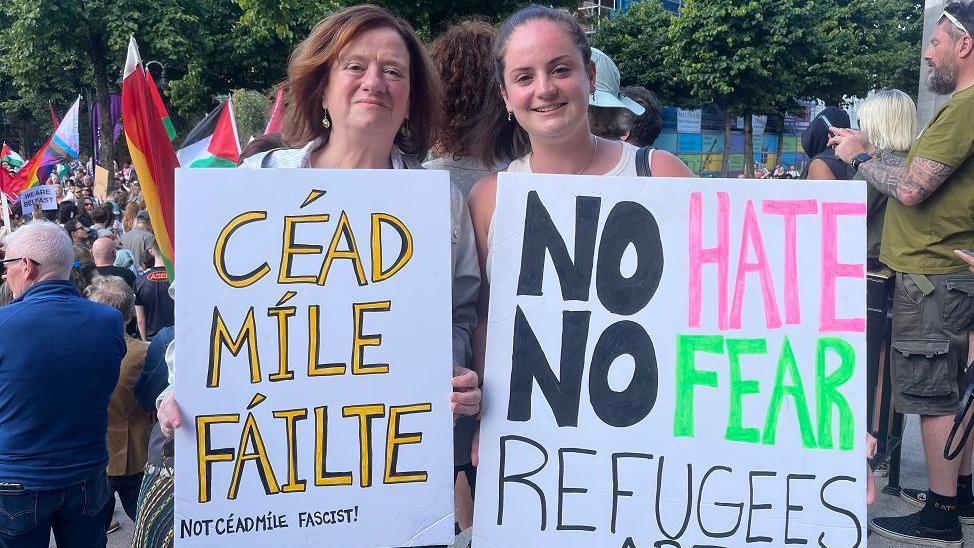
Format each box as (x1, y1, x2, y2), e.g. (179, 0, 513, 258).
(1, 1, 974, 547)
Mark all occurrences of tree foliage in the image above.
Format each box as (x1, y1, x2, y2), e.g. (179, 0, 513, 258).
(232, 89, 272, 143)
(591, 0, 689, 107)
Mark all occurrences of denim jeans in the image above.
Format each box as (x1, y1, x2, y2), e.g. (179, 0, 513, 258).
(0, 473, 110, 548)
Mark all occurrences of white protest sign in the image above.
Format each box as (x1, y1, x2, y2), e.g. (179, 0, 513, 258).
(19, 184, 57, 211)
(474, 175, 867, 548)
(175, 168, 455, 547)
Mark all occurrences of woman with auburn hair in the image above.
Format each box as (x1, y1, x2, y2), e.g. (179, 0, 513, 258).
(425, 20, 507, 198)
(160, 3, 480, 427)
(467, 5, 692, 390)
(121, 201, 140, 233)
(149, 5, 481, 547)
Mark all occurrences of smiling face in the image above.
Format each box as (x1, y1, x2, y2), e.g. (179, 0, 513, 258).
(500, 20, 595, 145)
(323, 26, 411, 143)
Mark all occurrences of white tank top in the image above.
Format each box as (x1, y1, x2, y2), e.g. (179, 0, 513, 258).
(486, 141, 653, 282)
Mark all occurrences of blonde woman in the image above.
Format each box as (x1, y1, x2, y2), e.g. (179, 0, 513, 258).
(855, 89, 917, 269)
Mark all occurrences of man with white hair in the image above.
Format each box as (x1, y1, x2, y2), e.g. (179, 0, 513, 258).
(0, 220, 125, 546)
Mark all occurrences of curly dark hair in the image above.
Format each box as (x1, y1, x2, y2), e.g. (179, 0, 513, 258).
(621, 86, 663, 147)
(430, 20, 498, 157)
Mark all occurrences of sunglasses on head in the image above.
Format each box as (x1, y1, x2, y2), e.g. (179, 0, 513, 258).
(943, 8, 971, 36)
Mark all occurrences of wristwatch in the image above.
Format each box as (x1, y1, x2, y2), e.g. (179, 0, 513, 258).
(850, 151, 872, 171)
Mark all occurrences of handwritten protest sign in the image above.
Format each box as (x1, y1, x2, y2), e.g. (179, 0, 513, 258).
(19, 184, 57, 211)
(174, 168, 455, 547)
(474, 175, 867, 548)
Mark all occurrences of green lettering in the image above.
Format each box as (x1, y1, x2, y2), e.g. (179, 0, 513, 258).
(674, 334, 723, 437)
(725, 338, 766, 443)
(762, 336, 816, 448)
(816, 337, 856, 451)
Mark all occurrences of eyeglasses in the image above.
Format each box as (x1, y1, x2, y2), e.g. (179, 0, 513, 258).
(0, 257, 40, 267)
(942, 9, 971, 36)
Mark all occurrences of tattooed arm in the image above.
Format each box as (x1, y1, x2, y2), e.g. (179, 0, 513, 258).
(858, 156, 955, 206)
(871, 148, 907, 167)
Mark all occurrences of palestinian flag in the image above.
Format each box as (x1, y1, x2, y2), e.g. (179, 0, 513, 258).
(147, 71, 176, 141)
(121, 36, 178, 278)
(177, 99, 240, 168)
(0, 144, 23, 171)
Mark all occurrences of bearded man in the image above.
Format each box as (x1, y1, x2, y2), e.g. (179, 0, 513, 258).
(830, 2, 974, 545)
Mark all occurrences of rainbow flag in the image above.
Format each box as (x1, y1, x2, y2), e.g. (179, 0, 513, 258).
(121, 37, 178, 278)
(6, 96, 80, 196)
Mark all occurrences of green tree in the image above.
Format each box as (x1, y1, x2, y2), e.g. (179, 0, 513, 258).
(592, 0, 689, 107)
(805, 0, 923, 104)
(232, 89, 272, 143)
(668, 0, 816, 177)
(0, 0, 200, 169)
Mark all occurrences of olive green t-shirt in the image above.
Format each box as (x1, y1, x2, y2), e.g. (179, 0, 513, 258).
(880, 84, 974, 274)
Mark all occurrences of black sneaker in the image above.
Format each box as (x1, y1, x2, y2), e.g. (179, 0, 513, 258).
(870, 510, 963, 547)
(902, 488, 974, 525)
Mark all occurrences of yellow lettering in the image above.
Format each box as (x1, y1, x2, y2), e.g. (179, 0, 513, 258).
(273, 408, 308, 493)
(352, 301, 391, 375)
(343, 404, 385, 487)
(317, 211, 367, 286)
(384, 403, 431, 484)
(313, 406, 353, 486)
(228, 412, 281, 499)
(267, 306, 296, 382)
(371, 213, 413, 282)
(213, 211, 270, 288)
(195, 414, 239, 503)
(307, 305, 347, 376)
(279, 214, 329, 284)
(208, 306, 260, 387)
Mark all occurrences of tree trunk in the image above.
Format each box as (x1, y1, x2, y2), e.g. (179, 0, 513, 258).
(744, 111, 754, 178)
(89, 35, 114, 172)
(720, 109, 731, 178)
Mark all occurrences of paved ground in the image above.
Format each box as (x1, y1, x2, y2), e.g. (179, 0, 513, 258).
(870, 414, 974, 547)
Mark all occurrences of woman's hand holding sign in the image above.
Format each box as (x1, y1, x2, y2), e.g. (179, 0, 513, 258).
(452, 365, 481, 419)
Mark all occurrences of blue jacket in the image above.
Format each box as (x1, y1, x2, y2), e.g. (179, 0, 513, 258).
(0, 280, 125, 490)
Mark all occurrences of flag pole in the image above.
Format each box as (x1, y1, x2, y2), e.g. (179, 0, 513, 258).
(1, 190, 10, 230)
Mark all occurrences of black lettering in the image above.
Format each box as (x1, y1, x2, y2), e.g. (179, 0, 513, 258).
(517, 192, 600, 301)
(556, 447, 597, 531)
(818, 476, 862, 548)
(785, 474, 815, 544)
(696, 466, 743, 538)
(596, 201, 663, 315)
(508, 308, 590, 426)
(611, 452, 655, 533)
(656, 457, 692, 540)
(589, 320, 658, 427)
(498, 435, 549, 530)
(746, 471, 777, 543)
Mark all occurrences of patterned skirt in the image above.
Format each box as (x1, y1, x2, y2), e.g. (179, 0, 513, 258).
(132, 464, 174, 548)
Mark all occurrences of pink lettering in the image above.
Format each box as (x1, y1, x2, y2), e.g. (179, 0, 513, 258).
(820, 202, 866, 332)
(730, 200, 782, 329)
(761, 199, 818, 325)
(688, 191, 730, 329)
